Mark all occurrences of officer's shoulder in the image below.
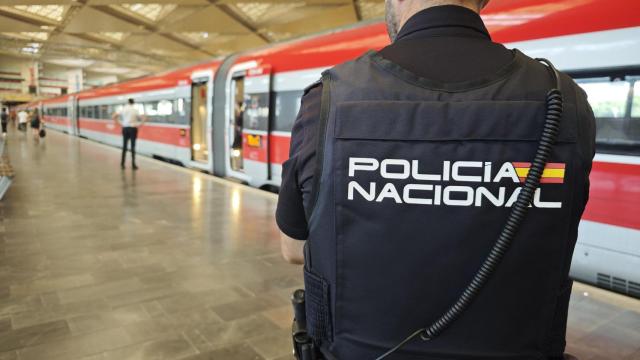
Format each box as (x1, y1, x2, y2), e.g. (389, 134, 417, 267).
(302, 79, 322, 96)
(519, 52, 583, 102)
(318, 51, 373, 81)
(301, 51, 373, 96)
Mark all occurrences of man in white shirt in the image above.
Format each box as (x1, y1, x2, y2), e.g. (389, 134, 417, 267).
(113, 98, 146, 170)
(17, 109, 29, 132)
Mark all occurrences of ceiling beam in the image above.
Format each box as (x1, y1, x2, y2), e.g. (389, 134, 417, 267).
(352, 0, 362, 21)
(92, 5, 215, 57)
(0, 7, 57, 27)
(208, 0, 272, 44)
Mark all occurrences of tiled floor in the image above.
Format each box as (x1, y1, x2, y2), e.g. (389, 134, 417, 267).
(0, 129, 638, 360)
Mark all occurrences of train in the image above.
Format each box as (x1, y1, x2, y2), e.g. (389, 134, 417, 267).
(24, 0, 640, 298)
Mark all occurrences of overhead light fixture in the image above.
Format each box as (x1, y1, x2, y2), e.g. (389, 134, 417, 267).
(21, 46, 39, 54)
(47, 58, 95, 67)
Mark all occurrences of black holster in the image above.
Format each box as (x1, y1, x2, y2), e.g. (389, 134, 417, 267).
(292, 289, 324, 360)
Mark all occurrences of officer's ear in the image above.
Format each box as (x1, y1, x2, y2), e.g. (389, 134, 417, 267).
(479, 0, 490, 10)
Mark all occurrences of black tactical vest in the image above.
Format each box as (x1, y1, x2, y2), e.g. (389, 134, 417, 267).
(303, 50, 591, 360)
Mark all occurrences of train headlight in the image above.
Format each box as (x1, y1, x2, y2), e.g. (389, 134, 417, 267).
(193, 143, 201, 151)
(232, 149, 241, 158)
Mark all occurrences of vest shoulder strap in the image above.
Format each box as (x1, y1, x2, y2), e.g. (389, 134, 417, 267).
(306, 73, 332, 222)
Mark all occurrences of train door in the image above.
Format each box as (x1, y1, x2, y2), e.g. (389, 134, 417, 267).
(226, 64, 272, 186)
(189, 71, 214, 171)
(68, 96, 77, 135)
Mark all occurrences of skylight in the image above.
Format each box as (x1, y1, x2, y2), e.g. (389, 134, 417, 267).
(13, 5, 66, 22)
(357, 1, 385, 20)
(3, 32, 50, 41)
(234, 3, 304, 24)
(21, 42, 42, 54)
(92, 32, 129, 42)
(120, 3, 177, 22)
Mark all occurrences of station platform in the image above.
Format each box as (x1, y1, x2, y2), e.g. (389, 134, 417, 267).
(0, 130, 639, 360)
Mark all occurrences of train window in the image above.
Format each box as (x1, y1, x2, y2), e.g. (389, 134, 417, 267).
(87, 106, 94, 119)
(632, 81, 640, 118)
(144, 102, 158, 117)
(100, 105, 109, 119)
(243, 93, 269, 131)
(158, 100, 173, 116)
(274, 90, 303, 132)
(175, 98, 190, 124)
(142, 100, 174, 123)
(579, 80, 630, 118)
(577, 78, 639, 149)
(177, 98, 185, 115)
(134, 103, 145, 115)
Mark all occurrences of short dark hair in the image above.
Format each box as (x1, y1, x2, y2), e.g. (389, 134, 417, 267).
(128, 98, 134, 104)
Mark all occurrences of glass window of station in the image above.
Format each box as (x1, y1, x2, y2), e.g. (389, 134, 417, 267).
(576, 75, 640, 154)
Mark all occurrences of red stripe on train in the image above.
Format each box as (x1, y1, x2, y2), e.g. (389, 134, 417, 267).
(44, 116, 71, 127)
(487, 0, 640, 44)
(269, 134, 291, 165)
(583, 161, 640, 230)
(78, 118, 191, 148)
(241, 133, 290, 165)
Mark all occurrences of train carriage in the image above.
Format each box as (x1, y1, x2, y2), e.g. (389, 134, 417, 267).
(42, 95, 74, 135)
(28, 0, 640, 298)
(53, 62, 223, 168)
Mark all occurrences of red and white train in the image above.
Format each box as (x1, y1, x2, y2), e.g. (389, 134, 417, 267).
(28, 0, 640, 297)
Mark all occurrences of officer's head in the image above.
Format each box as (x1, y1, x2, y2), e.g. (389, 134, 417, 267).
(128, 98, 134, 105)
(385, 0, 490, 41)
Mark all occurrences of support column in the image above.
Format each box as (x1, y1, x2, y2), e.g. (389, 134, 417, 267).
(67, 68, 84, 93)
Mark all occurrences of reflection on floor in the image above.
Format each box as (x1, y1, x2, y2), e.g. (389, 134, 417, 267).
(0, 129, 638, 360)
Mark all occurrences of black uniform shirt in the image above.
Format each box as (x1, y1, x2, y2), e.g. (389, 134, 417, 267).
(276, 5, 519, 239)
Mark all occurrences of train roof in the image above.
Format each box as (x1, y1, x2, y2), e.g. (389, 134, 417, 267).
(75, 60, 223, 101)
(233, 0, 640, 73)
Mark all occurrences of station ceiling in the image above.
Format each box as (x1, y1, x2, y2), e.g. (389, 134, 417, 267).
(0, 1, 385, 78)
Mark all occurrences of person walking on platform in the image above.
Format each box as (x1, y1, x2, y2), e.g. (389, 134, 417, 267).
(30, 109, 42, 142)
(276, 1, 596, 359)
(17, 109, 28, 134)
(9, 108, 16, 128)
(1, 108, 8, 137)
(113, 98, 146, 170)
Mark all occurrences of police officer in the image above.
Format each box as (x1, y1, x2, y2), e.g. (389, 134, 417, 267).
(276, 1, 596, 359)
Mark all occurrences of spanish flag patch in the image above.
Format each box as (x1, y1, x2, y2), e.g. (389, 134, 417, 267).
(512, 162, 565, 184)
